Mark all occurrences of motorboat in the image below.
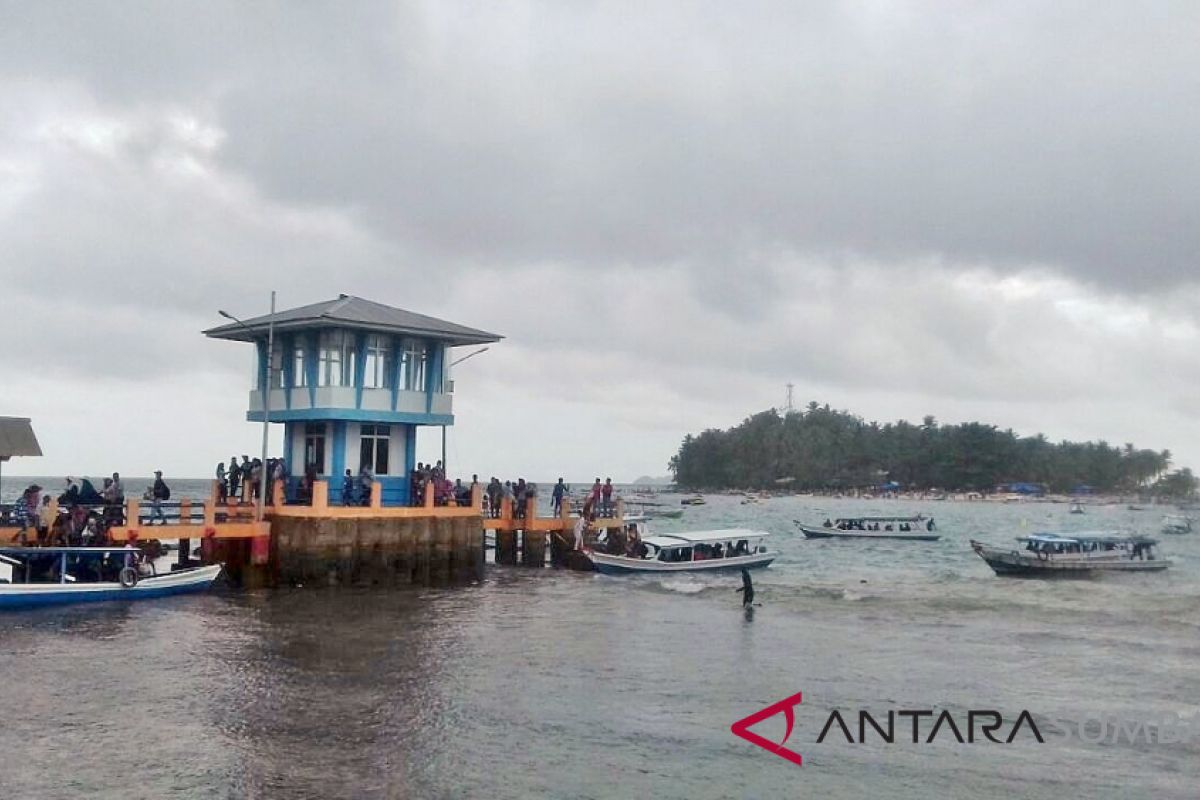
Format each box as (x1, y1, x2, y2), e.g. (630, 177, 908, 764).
(586, 528, 774, 574)
(795, 515, 940, 541)
(970, 533, 1170, 577)
(680, 496, 706, 506)
(1069, 502, 1085, 514)
(1161, 515, 1193, 535)
(0, 546, 222, 609)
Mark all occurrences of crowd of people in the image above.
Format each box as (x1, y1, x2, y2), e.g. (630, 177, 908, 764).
(4, 472, 173, 547)
(214, 455, 287, 504)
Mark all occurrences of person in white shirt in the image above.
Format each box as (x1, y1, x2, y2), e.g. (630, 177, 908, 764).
(573, 513, 589, 551)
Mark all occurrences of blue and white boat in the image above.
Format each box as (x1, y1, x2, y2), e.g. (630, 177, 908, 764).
(0, 547, 222, 609)
(587, 528, 775, 574)
(970, 533, 1170, 577)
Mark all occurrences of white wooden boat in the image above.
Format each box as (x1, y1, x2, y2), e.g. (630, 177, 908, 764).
(795, 516, 939, 541)
(1161, 514, 1193, 535)
(971, 533, 1170, 577)
(0, 547, 222, 609)
(587, 528, 774, 574)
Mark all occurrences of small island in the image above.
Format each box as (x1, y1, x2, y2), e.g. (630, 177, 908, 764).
(669, 403, 1198, 499)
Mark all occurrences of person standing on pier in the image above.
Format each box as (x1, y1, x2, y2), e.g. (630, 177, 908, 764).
(150, 471, 170, 525)
(227, 456, 240, 500)
(552, 478, 567, 515)
(590, 478, 602, 514)
(487, 477, 502, 517)
(342, 469, 356, 506)
(573, 510, 591, 551)
(216, 461, 227, 503)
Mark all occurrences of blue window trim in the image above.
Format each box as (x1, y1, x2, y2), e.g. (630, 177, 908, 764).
(248, 408, 453, 426)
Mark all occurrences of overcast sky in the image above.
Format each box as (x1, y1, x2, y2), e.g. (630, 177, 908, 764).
(2, 1, 1199, 483)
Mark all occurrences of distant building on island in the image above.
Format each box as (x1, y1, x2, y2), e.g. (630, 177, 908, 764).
(205, 294, 501, 505)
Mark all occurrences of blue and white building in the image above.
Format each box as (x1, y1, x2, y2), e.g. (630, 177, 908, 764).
(205, 294, 501, 505)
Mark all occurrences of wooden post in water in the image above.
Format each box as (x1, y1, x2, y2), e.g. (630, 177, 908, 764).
(522, 497, 546, 567)
(496, 497, 517, 565)
(550, 494, 573, 566)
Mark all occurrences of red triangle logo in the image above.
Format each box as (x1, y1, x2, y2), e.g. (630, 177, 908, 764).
(730, 692, 804, 766)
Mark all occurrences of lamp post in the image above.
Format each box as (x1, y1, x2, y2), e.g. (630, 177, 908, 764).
(219, 290, 276, 523)
(439, 346, 490, 473)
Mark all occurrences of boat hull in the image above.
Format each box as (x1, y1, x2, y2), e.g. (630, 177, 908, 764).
(970, 542, 1170, 577)
(0, 564, 223, 610)
(797, 525, 940, 542)
(588, 552, 775, 575)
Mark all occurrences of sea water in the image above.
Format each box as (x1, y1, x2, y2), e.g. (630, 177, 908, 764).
(0, 494, 1196, 798)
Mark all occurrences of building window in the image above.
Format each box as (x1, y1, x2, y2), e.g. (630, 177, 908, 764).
(359, 424, 390, 474)
(304, 423, 326, 473)
(400, 339, 427, 391)
(268, 340, 284, 388)
(318, 330, 356, 387)
(293, 345, 308, 388)
(363, 335, 393, 389)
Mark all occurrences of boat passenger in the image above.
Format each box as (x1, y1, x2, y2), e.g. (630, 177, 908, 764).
(823, 518, 833, 528)
(884, 524, 893, 531)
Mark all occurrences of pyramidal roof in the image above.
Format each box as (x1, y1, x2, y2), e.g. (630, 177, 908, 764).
(204, 294, 501, 346)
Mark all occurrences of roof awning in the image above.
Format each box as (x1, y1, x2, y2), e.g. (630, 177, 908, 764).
(0, 417, 41, 460)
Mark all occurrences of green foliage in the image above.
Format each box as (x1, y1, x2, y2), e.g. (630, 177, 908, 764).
(669, 403, 1187, 494)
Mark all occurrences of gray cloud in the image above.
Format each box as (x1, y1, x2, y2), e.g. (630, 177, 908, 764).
(3, 2, 1200, 478)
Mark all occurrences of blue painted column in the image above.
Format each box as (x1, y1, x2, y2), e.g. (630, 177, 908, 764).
(306, 331, 319, 406)
(425, 341, 440, 413)
(255, 339, 268, 392)
(331, 421, 346, 500)
(281, 333, 293, 409)
(354, 332, 368, 408)
(403, 424, 416, 505)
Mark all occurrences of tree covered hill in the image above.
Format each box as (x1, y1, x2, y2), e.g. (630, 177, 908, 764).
(669, 403, 1197, 497)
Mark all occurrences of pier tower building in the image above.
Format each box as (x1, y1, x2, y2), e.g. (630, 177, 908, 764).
(204, 294, 500, 505)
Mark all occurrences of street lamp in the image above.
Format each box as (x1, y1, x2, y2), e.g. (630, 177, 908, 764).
(440, 346, 490, 472)
(219, 290, 276, 523)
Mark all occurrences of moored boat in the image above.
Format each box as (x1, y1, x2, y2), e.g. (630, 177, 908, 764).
(1069, 501, 1085, 514)
(795, 515, 939, 541)
(680, 495, 706, 506)
(1161, 514, 1192, 535)
(0, 547, 222, 609)
(586, 528, 774, 574)
(970, 533, 1170, 577)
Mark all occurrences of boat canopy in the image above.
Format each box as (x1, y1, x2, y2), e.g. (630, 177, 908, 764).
(642, 529, 767, 547)
(1019, 533, 1158, 545)
(835, 515, 925, 523)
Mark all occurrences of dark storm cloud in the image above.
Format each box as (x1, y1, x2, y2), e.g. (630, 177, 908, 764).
(4, 1, 1200, 293)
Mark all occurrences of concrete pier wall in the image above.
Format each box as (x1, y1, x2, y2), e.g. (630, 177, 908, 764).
(268, 515, 485, 586)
